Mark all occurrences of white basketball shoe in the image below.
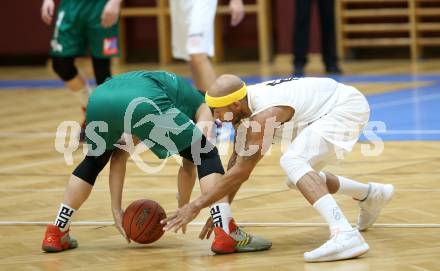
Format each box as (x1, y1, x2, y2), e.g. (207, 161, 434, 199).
(304, 229, 369, 262)
(357, 182, 395, 231)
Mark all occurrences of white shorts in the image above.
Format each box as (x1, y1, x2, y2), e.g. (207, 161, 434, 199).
(282, 84, 370, 183)
(169, 0, 217, 61)
(310, 84, 370, 152)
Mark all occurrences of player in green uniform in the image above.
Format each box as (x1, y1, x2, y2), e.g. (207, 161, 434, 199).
(41, 0, 121, 137)
(42, 71, 271, 254)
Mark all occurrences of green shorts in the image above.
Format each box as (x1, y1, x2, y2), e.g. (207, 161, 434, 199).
(50, 0, 119, 58)
(86, 74, 203, 159)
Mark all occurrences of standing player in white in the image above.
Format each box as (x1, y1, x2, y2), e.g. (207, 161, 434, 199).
(163, 75, 395, 262)
(169, 0, 245, 92)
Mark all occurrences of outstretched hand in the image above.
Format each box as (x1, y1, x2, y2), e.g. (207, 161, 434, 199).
(112, 208, 130, 243)
(161, 203, 201, 233)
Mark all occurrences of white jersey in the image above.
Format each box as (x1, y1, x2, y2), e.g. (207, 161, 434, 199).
(246, 77, 370, 150)
(247, 77, 340, 127)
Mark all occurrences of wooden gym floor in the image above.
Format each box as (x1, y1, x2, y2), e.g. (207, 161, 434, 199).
(0, 59, 439, 270)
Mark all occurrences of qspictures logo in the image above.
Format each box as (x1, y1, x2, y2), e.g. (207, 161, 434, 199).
(54, 98, 386, 173)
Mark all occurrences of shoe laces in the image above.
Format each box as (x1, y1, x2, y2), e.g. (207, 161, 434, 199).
(320, 230, 354, 252)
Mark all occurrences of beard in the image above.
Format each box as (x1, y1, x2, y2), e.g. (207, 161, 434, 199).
(231, 111, 244, 126)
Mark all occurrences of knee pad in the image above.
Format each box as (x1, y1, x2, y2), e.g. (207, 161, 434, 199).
(196, 146, 224, 179)
(280, 154, 313, 186)
(52, 56, 78, 81)
(91, 57, 111, 85)
(72, 150, 113, 185)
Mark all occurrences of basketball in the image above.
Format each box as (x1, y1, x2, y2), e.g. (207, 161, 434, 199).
(123, 199, 167, 244)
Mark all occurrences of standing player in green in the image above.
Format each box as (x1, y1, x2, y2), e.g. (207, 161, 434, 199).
(42, 71, 271, 254)
(41, 0, 121, 137)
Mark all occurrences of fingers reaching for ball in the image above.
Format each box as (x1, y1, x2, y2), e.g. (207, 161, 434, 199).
(198, 217, 214, 240)
(161, 203, 201, 233)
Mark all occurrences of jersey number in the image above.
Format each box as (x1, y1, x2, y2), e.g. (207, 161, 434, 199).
(266, 77, 299, 86)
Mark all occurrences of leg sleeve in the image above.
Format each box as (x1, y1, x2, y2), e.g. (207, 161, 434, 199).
(91, 57, 111, 85)
(72, 149, 113, 185)
(52, 56, 78, 81)
(280, 126, 339, 185)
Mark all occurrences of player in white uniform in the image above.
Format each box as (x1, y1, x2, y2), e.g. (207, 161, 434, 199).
(169, 0, 245, 92)
(163, 75, 395, 262)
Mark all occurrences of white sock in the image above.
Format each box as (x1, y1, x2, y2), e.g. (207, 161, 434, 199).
(71, 84, 91, 108)
(54, 203, 76, 232)
(210, 202, 233, 234)
(337, 175, 369, 201)
(313, 194, 353, 234)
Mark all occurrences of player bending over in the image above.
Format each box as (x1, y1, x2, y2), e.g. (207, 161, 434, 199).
(42, 71, 271, 254)
(163, 75, 395, 262)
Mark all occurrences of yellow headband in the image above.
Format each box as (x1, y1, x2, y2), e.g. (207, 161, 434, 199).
(205, 84, 247, 108)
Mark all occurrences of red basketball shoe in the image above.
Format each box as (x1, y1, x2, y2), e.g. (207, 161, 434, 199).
(42, 225, 78, 252)
(211, 219, 272, 254)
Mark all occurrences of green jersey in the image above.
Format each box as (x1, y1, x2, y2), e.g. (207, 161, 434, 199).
(86, 71, 205, 159)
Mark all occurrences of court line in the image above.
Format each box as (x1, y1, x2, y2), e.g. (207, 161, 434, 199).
(0, 154, 84, 173)
(370, 92, 440, 110)
(0, 132, 62, 138)
(0, 188, 287, 192)
(350, 157, 435, 180)
(379, 130, 440, 135)
(0, 188, 439, 192)
(0, 221, 439, 228)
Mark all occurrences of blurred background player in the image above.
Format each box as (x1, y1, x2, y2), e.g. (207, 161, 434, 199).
(292, 0, 342, 77)
(169, 0, 245, 92)
(41, 0, 122, 139)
